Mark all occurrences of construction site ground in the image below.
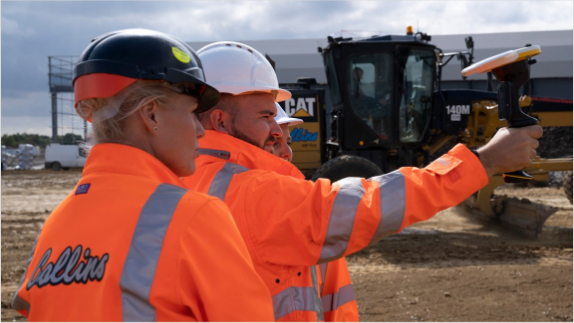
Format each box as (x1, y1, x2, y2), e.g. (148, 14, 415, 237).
(1, 170, 572, 322)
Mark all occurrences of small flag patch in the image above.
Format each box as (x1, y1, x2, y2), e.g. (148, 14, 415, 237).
(75, 183, 91, 195)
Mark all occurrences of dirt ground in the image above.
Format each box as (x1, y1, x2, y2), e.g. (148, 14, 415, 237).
(1, 170, 572, 321)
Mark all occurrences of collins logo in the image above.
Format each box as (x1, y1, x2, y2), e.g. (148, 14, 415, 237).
(284, 97, 316, 118)
(26, 245, 109, 290)
(291, 127, 318, 142)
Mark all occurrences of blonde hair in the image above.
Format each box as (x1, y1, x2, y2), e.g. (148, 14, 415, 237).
(76, 81, 181, 144)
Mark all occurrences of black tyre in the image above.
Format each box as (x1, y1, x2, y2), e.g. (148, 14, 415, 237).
(311, 155, 383, 182)
(51, 162, 62, 171)
(563, 171, 573, 204)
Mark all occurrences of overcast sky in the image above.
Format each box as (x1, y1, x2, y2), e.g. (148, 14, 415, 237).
(1, 0, 573, 136)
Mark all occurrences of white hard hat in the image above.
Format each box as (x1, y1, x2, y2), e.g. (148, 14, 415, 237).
(275, 103, 303, 127)
(197, 41, 291, 102)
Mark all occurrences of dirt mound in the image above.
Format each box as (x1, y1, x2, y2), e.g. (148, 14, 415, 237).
(537, 127, 573, 159)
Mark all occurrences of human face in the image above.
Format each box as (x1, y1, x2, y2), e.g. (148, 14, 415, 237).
(273, 123, 293, 162)
(153, 94, 205, 177)
(228, 93, 283, 153)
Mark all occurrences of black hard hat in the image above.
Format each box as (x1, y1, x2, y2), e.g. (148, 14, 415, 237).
(73, 28, 219, 113)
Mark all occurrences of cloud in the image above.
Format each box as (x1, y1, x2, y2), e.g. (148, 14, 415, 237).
(1, 90, 53, 117)
(1, 90, 84, 137)
(1, 116, 53, 136)
(1, 1, 572, 135)
(1, 16, 36, 37)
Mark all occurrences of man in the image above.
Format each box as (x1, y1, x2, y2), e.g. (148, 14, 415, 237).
(350, 66, 388, 134)
(185, 41, 542, 322)
(274, 104, 359, 321)
(272, 103, 301, 160)
(351, 67, 365, 96)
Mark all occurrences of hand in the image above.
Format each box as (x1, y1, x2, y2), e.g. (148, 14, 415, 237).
(477, 125, 543, 177)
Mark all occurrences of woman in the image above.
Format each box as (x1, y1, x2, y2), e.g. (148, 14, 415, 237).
(11, 29, 273, 322)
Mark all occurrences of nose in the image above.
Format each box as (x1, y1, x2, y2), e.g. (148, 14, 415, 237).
(270, 119, 282, 138)
(194, 114, 205, 139)
(280, 146, 292, 162)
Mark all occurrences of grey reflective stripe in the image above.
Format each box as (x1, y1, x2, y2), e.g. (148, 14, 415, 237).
(197, 148, 230, 160)
(368, 170, 406, 245)
(119, 184, 187, 322)
(310, 266, 324, 321)
(319, 177, 364, 263)
(272, 286, 319, 321)
(321, 284, 356, 313)
(207, 163, 249, 201)
(12, 229, 42, 313)
(319, 263, 328, 295)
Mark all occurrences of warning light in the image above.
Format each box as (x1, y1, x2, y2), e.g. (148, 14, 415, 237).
(359, 141, 364, 146)
(406, 25, 413, 35)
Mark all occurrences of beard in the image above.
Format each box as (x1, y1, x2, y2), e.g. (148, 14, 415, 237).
(229, 123, 275, 151)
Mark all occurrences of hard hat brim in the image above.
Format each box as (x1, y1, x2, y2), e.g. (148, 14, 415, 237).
(212, 84, 291, 102)
(276, 117, 304, 126)
(74, 74, 138, 107)
(74, 73, 219, 114)
(193, 81, 220, 113)
(275, 88, 292, 102)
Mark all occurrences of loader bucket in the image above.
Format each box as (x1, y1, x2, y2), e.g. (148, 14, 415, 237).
(495, 197, 558, 238)
(464, 170, 567, 238)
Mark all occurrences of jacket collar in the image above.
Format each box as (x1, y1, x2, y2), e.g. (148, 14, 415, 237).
(82, 143, 185, 187)
(196, 130, 304, 179)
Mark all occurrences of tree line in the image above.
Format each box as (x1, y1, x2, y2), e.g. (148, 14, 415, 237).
(1, 133, 83, 148)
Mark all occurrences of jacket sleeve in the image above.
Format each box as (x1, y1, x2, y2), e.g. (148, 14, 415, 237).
(238, 144, 488, 267)
(177, 199, 274, 322)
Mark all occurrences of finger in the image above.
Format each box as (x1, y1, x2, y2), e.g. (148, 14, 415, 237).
(529, 138, 539, 150)
(524, 125, 543, 139)
(530, 148, 537, 159)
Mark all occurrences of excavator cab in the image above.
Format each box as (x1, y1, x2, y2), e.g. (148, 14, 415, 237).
(322, 32, 437, 169)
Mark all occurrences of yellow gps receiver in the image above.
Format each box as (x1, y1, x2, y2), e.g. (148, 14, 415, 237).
(461, 45, 541, 77)
(461, 45, 542, 183)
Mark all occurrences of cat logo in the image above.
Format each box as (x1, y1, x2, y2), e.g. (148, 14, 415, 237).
(284, 97, 316, 118)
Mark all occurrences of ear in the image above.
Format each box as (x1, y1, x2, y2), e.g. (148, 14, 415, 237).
(209, 109, 231, 134)
(137, 100, 159, 134)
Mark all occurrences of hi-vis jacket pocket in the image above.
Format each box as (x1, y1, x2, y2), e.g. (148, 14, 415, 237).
(426, 154, 462, 175)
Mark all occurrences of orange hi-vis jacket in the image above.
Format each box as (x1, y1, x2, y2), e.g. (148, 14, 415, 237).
(271, 156, 358, 320)
(183, 130, 489, 321)
(12, 143, 274, 322)
(317, 258, 357, 321)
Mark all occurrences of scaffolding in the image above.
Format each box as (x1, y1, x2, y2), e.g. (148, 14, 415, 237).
(48, 56, 90, 143)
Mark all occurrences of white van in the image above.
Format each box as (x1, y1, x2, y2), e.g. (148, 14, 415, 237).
(44, 144, 87, 170)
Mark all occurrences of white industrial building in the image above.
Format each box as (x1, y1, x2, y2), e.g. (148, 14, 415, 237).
(188, 29, 573, 99)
